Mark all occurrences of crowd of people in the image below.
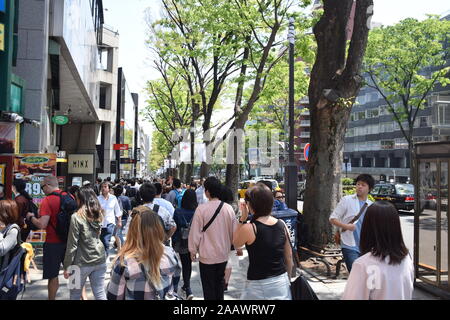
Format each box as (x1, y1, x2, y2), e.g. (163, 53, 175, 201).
(0, 173, 414, 300)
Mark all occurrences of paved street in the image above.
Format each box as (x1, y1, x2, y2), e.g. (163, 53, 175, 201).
(19, 207, 440, 301)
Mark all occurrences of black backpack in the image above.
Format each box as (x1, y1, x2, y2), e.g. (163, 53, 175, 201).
(49, 192, 77, 243)
(0, 225, 27, 300)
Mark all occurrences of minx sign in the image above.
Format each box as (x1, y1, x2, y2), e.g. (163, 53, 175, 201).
(68, 154, 94, 174)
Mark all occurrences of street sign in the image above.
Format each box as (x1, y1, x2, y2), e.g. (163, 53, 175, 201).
(52, 115, 69, 125)
(0, 0, 5, 13)
(113, 144, 129, 150)
(304, 143, 311, 161)
(342, 162, 352, 172)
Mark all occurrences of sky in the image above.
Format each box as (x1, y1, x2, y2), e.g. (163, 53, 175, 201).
(102, 0, 450, 139)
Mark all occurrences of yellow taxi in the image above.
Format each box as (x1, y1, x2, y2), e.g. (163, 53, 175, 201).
(238, 180, 256, 199)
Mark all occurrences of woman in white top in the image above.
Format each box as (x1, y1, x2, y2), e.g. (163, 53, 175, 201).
(342, 201, 414, 300)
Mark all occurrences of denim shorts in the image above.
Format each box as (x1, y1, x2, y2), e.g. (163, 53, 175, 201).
(241, 272, 292, 300)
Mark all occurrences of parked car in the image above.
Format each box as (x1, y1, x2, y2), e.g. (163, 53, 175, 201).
(254, 178, 281, 192)
(371, 183, 415, 212)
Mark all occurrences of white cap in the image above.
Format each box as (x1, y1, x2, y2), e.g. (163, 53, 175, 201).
(83, 180, 91, 186)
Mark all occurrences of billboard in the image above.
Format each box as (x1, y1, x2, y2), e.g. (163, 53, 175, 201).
(13, 154, 57, 206)
(14, 154, 57, 243)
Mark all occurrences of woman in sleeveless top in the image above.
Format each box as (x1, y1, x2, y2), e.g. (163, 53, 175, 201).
(233, 183, 293, 300)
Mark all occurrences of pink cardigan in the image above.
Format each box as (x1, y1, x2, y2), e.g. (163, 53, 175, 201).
(188, 200, 237, 264)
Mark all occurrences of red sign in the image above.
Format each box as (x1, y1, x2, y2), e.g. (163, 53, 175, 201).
(113, 144, 129, 150)
(304, 143, 311, 162)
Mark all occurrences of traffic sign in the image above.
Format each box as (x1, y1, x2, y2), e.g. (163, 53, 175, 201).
(304, 143, 311, 161)
(113, 144, 129, 151)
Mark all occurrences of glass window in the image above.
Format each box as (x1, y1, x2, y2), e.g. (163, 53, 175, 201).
(379, 186, 390, 195)
(395, 184, 414, 195)
(358, 111, 366, 120)
(372, 185, 381, 195)
(438, 104, 450, 125)
(381, 140, 394, 150)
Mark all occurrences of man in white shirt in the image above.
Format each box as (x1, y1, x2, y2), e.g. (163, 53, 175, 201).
(195, 178, 208, 205)
(140, 183, 177, 243)
(153, 182, 175, 217)
(98, 182, 122, 256)
(329, 174, 374, 272)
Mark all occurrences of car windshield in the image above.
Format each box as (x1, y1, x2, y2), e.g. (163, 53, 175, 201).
(395, 184, 414, 195)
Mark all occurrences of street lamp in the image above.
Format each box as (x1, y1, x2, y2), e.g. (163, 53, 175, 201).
(285, 17, 298, 210)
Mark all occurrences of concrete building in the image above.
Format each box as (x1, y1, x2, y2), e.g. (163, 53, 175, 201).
(115, 67, 138, 179)
(137, 125, 150, 178)
(343, 87, 450, 183)
(343, 13, 450, 183)
(12, 0, 122, 185)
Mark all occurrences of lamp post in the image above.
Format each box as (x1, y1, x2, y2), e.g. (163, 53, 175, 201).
(286, 17, 298, 210)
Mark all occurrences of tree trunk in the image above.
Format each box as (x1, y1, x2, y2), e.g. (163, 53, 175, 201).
(200, 161, 209, 179)
(179, 162, 185, 183)
(303, 0, 373, 248)
(184, 163, 193, 183)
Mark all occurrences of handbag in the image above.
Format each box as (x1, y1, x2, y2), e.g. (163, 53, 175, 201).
(334, 202, 368, 245)
(180, 214, 190, 240)
(282, 221, 318, 300)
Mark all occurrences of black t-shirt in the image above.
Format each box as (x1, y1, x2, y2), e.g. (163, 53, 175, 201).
(246, 220, 287, 280)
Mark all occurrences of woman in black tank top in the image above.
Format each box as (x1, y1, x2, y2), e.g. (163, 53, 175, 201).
(233, 184, 293, 300)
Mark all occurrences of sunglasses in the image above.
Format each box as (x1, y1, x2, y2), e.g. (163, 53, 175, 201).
(275, 195, 285, 199)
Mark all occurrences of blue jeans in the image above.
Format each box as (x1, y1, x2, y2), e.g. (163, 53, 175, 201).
(341, 248, 360, 272)
(241, 273, 292, 300)
(68, 263, 107, 300)
(115, 218, 128, 245)
(100, 223, 115, 255)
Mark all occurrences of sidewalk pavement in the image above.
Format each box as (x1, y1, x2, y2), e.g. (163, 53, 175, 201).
(20, 246, 441, 300)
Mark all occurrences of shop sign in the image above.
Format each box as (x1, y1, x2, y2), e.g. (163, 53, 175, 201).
(52, 115, 69, 125)
(68, 154, 94, 174)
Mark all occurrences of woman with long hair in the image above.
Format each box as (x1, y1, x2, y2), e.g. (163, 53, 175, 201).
(63, 186, 107, 300)
(172, 189, 198, 300)
(342, 201, 414, 300)
(107, 205, 181, 300)
(12, 180, 31, 241)
(233, 184, 293, 300)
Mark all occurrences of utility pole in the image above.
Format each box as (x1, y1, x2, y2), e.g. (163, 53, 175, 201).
(286, 17, 297, 210)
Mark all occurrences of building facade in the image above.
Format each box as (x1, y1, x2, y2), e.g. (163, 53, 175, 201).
(344, 87, 450, 183)
(11, 0, 122, 185)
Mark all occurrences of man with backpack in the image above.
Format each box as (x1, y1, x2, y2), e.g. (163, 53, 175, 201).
(26, 175, 77, 300)
(166, 179, 185, 209)
(153, 182, 175, 217)
(140, 183, 176, 244)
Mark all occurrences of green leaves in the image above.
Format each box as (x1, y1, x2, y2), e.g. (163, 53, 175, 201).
(364, 16, 450, 142)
